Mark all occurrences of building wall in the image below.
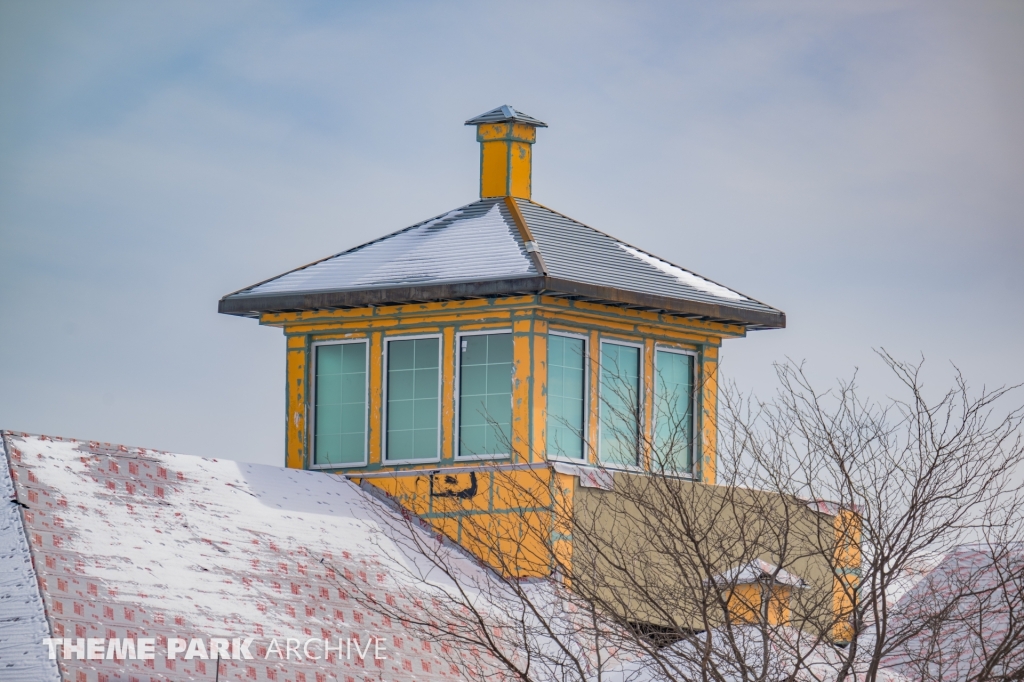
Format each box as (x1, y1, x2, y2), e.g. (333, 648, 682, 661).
(572, 474, 862, 638)
(262, 296, 739, 577)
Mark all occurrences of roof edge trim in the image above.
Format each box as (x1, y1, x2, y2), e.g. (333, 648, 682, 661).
(218, 276, 785, 328)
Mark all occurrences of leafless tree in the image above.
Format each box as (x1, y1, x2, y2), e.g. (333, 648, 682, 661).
(328, 352, 1024, 682)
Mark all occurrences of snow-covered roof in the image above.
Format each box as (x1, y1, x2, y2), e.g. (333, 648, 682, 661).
(882, 544, 1024, 680)
(712, 559, 809, 588)
(218, 197, 785, 329)
(1, 431, 495, 681)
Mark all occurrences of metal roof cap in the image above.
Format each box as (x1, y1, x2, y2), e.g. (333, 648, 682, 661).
(465, 105, 548, 127)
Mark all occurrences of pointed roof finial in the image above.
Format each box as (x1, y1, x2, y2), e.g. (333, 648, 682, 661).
(465, 105, 547, 128)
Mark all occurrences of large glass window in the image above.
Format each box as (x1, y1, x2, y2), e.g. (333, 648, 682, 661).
(599, 342, 641, 467)
(458, 333, 513, 456)
(654, 349, 695, 473)
(386, 337, 440, 461)
(313, 341, 367, 466)
(547, 334, 586, 459)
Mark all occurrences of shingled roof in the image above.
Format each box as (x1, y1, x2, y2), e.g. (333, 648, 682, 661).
(219, 197, 785, 329)
(1, 431, 495, 682)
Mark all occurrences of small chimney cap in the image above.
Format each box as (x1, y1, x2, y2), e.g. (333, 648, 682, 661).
(465, 105, 547, 128)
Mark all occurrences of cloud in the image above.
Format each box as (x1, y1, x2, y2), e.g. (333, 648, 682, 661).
(0, 0, 1021, 463)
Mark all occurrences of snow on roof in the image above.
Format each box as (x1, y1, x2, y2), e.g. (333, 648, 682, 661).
(882, 543, 1024, 680)
(712, 559, 809, 588)
(1, 437, 60, 681)
(2, 431, 496, 681)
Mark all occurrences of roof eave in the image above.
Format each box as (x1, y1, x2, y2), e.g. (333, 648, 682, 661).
(219, 276, 785, 329)
(218, 276, 549, 317)
(543, 277, 786, 329)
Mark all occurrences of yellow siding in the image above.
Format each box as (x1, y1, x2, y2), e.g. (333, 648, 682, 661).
(368, 332, 383, 465)
(726, 583, 793, 626)
(512, 318, 532, 462)
(700, 348, 718, 484)
(286, 335, 307, 470)
(832, 509, 862, 642)
(642, 338, 655, 470)
(441, 326, 456, 461)
(508, 141, 531, 199)
(480, 140, 510, 198)
(532, 320, 548, 461)
(587, 329, 600, 464)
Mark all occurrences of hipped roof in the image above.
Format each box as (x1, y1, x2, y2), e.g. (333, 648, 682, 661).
(220, 198, 785, 329)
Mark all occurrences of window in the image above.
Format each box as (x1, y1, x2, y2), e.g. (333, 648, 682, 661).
(312, 341, 368, 467)
(458, 332, 513, 457)
(654, 349, 695, 473)
(547, 334, 586, 459)
(385, 336, 441, 461)
(599, 341, 641, 467)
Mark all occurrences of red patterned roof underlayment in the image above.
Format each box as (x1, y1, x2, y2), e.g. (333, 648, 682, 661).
(2, 431, 498, 682)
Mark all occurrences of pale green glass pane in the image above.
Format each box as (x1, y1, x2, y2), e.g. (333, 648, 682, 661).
(315, 435, 342, 463)
(315, 342, 368, 465)
(413, 398, 438, 429)
(487, 333, 513, 363)
(548, 365, 564, 397)
(654, 351, 694, 472)
(412, 428, 437, 459)
(340, 373, 364, 403)
(336, 433, 364, 463)
(486, 393, 512, 426)
(389, 400, 415, 431)
(547, 335, 586, 460)
(389, 340, 415, 370)
(485, 425, 505, 454)
(460, 424, 487, 455)
(458, 333, 513, 457)
(340, 407, 363, 434)
(461, 395, 487, 426)
(600, 343, 640, 466)
(388, 430, 413, 460)
(389, 369, 415, 400)
(414, 368, 438, 399)
(486, 362, 511, 392)
(318, 345, 343, 375)
(341, 343, 365, 373)
(414, 338, 439, 368)
(462, 336, 487, 365)
(461, 365, 487, 396)
(388, 337, 439, 460)
(316, 404, 341, 436)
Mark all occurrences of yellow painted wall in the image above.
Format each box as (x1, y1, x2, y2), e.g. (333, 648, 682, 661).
(272, 295, 737, 576)
(475, 122, 538, 199)
(726, 583, 794, 626)
(832, 509, 862, 642)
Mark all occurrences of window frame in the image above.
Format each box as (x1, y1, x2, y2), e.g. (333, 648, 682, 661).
(597, 337, 645, 470)
(382, 333, 444, 465)
(309, 338, 370, 470)
(652, 344, 699, 478)
(546, 330, 590, 463)
(454, 328, 514, 460)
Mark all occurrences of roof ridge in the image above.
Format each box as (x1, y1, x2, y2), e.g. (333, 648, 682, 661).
(220, 198, 502, 300)
(516, 198, 778, 312)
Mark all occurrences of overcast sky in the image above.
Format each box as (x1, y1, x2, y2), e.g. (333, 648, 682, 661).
(1, 1, 1021, 466)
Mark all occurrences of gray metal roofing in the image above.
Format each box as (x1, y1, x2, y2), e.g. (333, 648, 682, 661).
(464, 105, 548, 128)
(220, 198, 784, 328)
(237, 201, 537, 296)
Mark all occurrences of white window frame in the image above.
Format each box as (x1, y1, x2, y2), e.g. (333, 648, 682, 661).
(653, 344, 699, 478)
(597, 338, 645, 470)
(546, 330, 590, 463)
(383, 333, 443, 465)
(454, 329, 514, 460)
(309, 338, 370, 469)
